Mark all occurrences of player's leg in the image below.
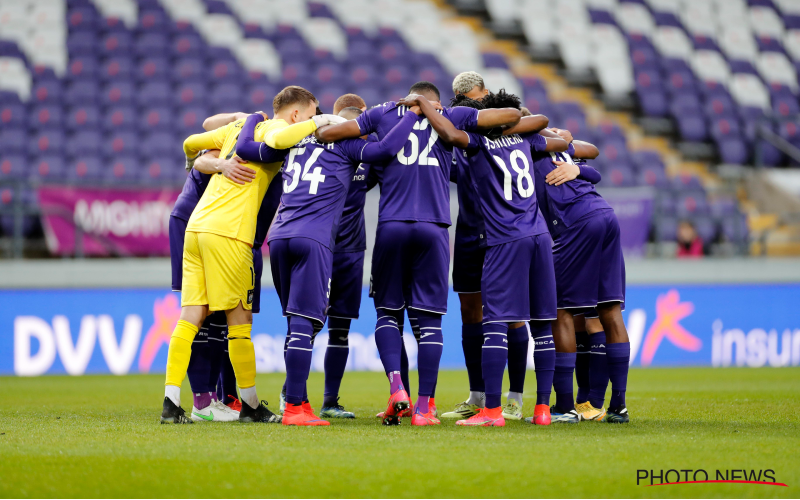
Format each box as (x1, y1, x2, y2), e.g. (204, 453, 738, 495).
(503, 321, 528, 420)
(321, 250, 364, 418)
(371, 221, 413, 425)
(407, 222, 449, 426)
(596, 211, 630, 423)
(574, 314, 591, 404)
(458, 237, 532, 427)
(162, 230, 207, 424)
(550, 309, 579, 423)
(274, 237, 333, 426)
(186, 312, 237, 422)
(527, 233, 559, 426)
(581, 311, 609, 421)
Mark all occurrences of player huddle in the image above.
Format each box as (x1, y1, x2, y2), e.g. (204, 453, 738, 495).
(161, 70, 631, 427)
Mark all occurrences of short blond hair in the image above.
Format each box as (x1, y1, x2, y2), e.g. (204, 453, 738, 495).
(333, 93, 366, 114)
(452, 71, 485, 95)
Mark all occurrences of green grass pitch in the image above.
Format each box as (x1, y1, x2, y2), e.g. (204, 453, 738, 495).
(0, 368, 798, 498)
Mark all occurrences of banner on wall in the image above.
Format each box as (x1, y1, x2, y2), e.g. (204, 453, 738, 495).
(37, 186, 180, 256)
(1, 285, 799, 376)
(599, 187, 655, 258)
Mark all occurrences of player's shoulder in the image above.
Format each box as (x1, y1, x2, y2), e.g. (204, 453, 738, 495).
(368, 101, 400, 117)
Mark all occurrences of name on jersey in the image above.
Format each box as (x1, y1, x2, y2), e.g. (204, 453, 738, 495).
(482, 134, 524, 150)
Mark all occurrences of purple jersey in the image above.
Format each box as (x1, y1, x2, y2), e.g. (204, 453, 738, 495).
(333, 135, 379, 253)
(355, 102, 479, 225)
(171, 168, 212, 222)
(460, 131, 550, 246)
(531, 143, 612, 238)
(453, 152, 486, 246)
(267, 112, 417, 250)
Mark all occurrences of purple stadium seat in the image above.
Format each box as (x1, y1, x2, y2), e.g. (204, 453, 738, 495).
(65, 105, 101, 131)
(205, 0, 234, 15)
(242, 23, 272, 41)
(139, 107, 173, 132)
(652, 11, 682, 28)
(101, 82, 135, 106)
(32, 80, 62, 104)
(136, 57, 170, 82)
(728, 59, 759, 75)
(669, 93, 703, 119)
(315, 63, 346, 85)
(142, 132, 176, 157)
(30, 155, 67, 182)
(710, 115, 742, 142)
(104, 106, 137, 131)
(316, 85, 347, 111)
(770, 89, 800, 117)
(756, 36, 785, 54)
(785, 15, 800, 30)
(710, 197, 739, 218)
(103, 132, 139, 160)
(173, 57, 207, 83)
(137, 82, 172, 107)
(654, 216, 679, 242)
(30, 66, 58, 84)
(101, 32, 133, 56)
(672, 174, 704, 191)
(245, 84, 278, 110)
(101, 57, 135, 81)
(138, 9, 170, 32)
(348, 64, 381, 87)
(177, 106, 209, 135)
(636, 68, 668, 116)
(277, 39, 310, 60)
(353, 87, 382, 108)
(68, 57, 100, 81)
(703, 93, 736, 118)
(385, 85, 411, 102)
(66, 130, 103, 159)
(104, 158, 139, 184)
(665, 68, 698, 95)
(0, 155, 25, 180)
(716, 136, 750, 164)
(631, 45, 660, 70)
(675, 114, 709, 142)
(0, 130, 26, 155)
(0, 102, 25, 128)
(209, 60, 242, 83)
(676, 192, 709, 216)
(67, 32, 97, 56)
(67, 157, 104, 183)
(29, 105, 64, 130)
(99, 15, 128, 33)
(483, 53, 509, 69)
(172, 34, 205, 58)
(691, 216, 718, 243)
(631, 150, 664, 169)
(638, 164, 670, 187)
(139, 158, 172, 185)
(699, 80, 731, 100)
(520, 77, 547, 94)
(606, 164, 636, 187)
(308, 1, 336, 19)
(28, 131, 65, 157)
(135, 33, 170, 58)
(0, 40, 26, 60)
(68, 7, 99, 31)
(176, 82, 207, 107)
(588, 9, 617, 25)
(721, 213, 749, 244)
(209, 83, 245, 111)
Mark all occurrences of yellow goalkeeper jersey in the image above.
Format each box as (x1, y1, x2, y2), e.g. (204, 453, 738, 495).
(183, 118, 317, 245)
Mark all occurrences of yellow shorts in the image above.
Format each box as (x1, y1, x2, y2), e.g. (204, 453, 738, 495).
(182, 231, 255, 311)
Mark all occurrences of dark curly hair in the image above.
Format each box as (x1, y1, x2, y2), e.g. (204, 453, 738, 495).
(449, 93, 486, 110)
(480, 88, 522, 110)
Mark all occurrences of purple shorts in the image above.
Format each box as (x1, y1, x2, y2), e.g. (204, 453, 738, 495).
(169, 215, 188, 292)
(370, 221, 450, 314)
(328, 250, 365, 319)
(252, 246, 264, 314)
(452, 233, 485, 294)
(482, 234, 557, 323)
(268, 237, 333, 325)
(553, 209, 626, 312)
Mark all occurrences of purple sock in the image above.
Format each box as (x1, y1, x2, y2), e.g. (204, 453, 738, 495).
(507, 324, 529, 394)
(323, 317, 350, 407)
(554, 352, 577, 411)
(416, 395, 430, 413)
(280, 321, 290, 396)
(462, 323, 484, 392)
(531, 321, 555, 406)
(482, 323, 509, 409)
(575, 330, 591, 403)
(193, 391, 215, 410)
(398, 316, 411, 395)
(205, 312, 226, 395)
(188, 317, 215, 394)
(415, 310, 443, 398)
(217, 340, 238, 404)
(588, 331, 609, 409)
(375, 309, 405, 392)
(284, 315, 315, 405)
(606, 342, 630, 408)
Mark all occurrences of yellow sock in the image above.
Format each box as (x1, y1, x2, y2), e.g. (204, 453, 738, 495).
(228, 324, 256, 389)
(164, 320, 199, 387)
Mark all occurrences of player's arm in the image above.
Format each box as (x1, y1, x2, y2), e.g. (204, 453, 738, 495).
(475, 108, 522, 130)
(358, 107, 420, 162)
(502, 114, 549, 136)
(546, 160, 602, 186)
(233, 113, 289, 163)
(183, 125, 231, 170)
(398, 94, 469, 148)
(203, 112, 245, 131)
(550, 128, 599, 159)
(262, 115, 343, 150)
(538, 128, 569, 152)
(193, 149, 257, 185)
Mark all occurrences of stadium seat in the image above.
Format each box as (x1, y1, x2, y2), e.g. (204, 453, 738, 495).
(65, 131, 103, 160)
